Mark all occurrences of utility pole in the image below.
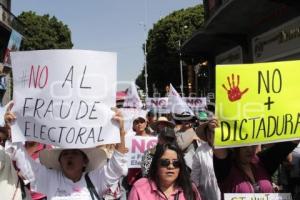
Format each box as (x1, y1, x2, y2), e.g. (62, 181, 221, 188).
(178, 25, 188, 96)
(142, 23, 148, 97)
(179, 40, 184, 95)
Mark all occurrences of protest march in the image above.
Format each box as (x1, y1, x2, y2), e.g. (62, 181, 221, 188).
(1, 1, 300, 200)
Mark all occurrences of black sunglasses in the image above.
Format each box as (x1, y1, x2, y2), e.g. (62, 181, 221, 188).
(159, 159, 180, 168)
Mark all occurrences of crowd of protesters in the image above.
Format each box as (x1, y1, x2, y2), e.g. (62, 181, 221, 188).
(1, 102, 300, 200)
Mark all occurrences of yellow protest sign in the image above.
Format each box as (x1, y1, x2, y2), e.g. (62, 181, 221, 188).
(215, 60, 300, 148)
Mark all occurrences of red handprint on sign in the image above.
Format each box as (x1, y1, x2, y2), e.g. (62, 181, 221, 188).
(222, 74, 249, 102)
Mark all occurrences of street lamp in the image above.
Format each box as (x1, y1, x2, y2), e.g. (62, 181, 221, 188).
(178, 25, 188, 96)
(178, 40, 184, 96)
(140, 22, 149, 97)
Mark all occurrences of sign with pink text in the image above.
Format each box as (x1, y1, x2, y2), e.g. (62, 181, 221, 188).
(11, 50, 118, 148)
(125, 135, 157, 168)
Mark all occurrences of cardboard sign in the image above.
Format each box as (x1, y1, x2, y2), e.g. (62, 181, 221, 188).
(146, 97, 207, 113)
(145, 97, 169, 113)
(224, 193, 292, 200)
(125, 135, 157, 168)
(215, 60, 300, 148)
(11, 50, 119, 148)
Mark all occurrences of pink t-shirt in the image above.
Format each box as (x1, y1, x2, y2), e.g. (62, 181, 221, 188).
(128, 178, 201, 200)
(220, 156, 273, 193)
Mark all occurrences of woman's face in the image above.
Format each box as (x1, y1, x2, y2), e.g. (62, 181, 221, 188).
(237, 145, 257, 164)
(133, 120, 147, 135)
(157, 149, 180, 186)
(0, 131, 7, 147)
(59, 149, 87, 177)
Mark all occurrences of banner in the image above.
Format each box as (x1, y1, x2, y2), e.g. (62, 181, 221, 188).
(146, 97, 169, 113)
(125, 135, 157, 168)
(11, 50, 118, 148)
(215, 60, 300, 148)
(146, 97, 206, 113)
(183, 97, 207, 109)
(224, 193, 292, 200)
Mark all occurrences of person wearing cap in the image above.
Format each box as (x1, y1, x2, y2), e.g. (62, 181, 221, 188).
(4, 109, 128, 200)
(125, 116, 153, 195)
(149, 116, 175, 135)
(132, 117, 151, 136)
(173, 112, 200, 170)
(191, 121, 221, 200)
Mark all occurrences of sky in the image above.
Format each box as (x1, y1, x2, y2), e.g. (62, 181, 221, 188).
(12, 0, 201, 90)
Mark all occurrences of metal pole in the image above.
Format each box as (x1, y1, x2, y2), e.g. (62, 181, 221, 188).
(144, 41, 148, 97)
(194, 64, 199, 96)
(140, 22, 149, 97)
(179, 40, 184, 95)
(142, 23, 148, 97)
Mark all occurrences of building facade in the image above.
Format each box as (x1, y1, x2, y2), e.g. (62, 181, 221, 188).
(0, 0, 23, 105)
(182, 0, 300, 102)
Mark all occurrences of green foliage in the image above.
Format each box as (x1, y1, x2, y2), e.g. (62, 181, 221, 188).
(136, 5, 204, 96)
(17, 11, 73, 50)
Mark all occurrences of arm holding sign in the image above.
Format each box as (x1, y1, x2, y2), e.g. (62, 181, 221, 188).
(4, 109, 55, 195)
(89, 108, 128, 195)
(5, 104, 129, 198)
(113, 108, 128, 154)
(204, 118, 232, 182)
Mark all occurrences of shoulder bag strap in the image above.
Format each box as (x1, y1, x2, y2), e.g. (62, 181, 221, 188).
(85, 173, 101, 200)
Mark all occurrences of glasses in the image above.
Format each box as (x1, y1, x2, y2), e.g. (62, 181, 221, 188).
(159, 159, 180, 168)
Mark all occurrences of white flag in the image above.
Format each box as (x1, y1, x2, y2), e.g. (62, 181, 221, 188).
(168, 84, 194, 115)
(123, 82, 143, 109)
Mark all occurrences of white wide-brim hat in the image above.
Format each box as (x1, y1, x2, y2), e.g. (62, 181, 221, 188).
(39, 147, 107, 172)
(150, 116, 175, 131)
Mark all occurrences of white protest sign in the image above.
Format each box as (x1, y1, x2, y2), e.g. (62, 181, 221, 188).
(125, 135, 157, 168)
(145, 97, 169, 113)
(182, 97, 207, 109)
(224, 193, 292, 200)
(146, 97, 207, 113)
(11, 50, 119, 148)
(120, 108, 148, 136)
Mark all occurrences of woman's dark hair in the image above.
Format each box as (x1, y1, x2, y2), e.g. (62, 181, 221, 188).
(58, 149, 89, 172)
(148, 143, 196, 200)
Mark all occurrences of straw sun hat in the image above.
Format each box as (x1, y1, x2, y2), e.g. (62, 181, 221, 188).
(39, 147, 107, 172)
(150, 116, 175, 131)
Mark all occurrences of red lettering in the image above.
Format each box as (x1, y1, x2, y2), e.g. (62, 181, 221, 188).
(29, 65, 49, 89)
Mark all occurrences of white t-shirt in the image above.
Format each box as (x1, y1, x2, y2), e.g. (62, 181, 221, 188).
(6, 142, 128, 200)
(191, 141, 221, 200)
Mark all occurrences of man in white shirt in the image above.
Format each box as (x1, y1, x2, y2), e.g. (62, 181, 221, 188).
(191, 121, 221, 200)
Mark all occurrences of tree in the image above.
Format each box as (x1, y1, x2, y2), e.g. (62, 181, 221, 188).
(135, 5, 204, 96)
(17, 11, 73, 50)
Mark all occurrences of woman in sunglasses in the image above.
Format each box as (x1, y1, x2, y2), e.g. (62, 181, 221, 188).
(128, 143, 201, 200)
